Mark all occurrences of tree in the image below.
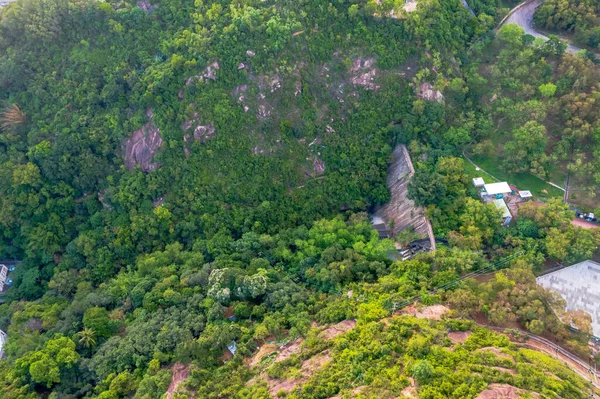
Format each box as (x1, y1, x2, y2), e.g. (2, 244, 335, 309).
(565, 310, 592, 335)
(411, 360, 434, 385)
(544, 35, 568, 57)
(443, 127, 471, 147)
(447, 288, 480, 317)
(76, 328, 97, 349)
(28, 354, 61, 388)
(408, 157, 467, 208)
(526, 319, 545, 335)
(454, 198, 501, 250)
(503, 121, 548, 175)
(83, 307, 115, 339)
(539, 83, 557, 98)
(498, 24, 525, 48)
(16, 336, 79, 388)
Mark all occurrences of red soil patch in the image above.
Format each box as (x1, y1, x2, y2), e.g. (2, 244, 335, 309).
(320, 320, 357, 340)
(300, 350, 332, 377)
(249, 343, 278, 368)
(400, 377, 417, 398)
(571, 218, 598, 229)
(475, 384, 523, 399)
(415, 305, 449, 320)
(268, 377, 307, 397)
(274, 338, 303, 363)
(266, 351, 332, 397)
(165, 363, 190, 399)
(448, 330, 471, 343)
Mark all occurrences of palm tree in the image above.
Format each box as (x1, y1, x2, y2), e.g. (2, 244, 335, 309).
(0, 104, 26, 130)
(77, 328, 96, 348)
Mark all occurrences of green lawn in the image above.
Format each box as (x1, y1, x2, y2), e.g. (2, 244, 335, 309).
(468, 154, 564, 199)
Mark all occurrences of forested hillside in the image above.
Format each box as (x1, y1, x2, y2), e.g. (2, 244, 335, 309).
(1, 0, 600, 397)
(0, 0, 484, 294)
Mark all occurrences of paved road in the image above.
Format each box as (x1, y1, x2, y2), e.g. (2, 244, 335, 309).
(461, 0, 476, 17)
(503, 0, 583, 54)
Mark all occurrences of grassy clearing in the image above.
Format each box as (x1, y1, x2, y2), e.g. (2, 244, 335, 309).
(468, 154, 564, 199)
(462, 155, 498, 182)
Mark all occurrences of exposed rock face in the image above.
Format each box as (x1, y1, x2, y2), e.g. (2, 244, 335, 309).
(182, 119, 216, 143)
(123, 109, 162, 172)
(403, 0, 418, 12)
(374, 145, 429, 236)
(258, 74, 282, 93)
(311, 156, 326, 176)
(185, 62, 220, 85)
(350, 58, 379, 90)
(294, 81, 302, 96)
(417, 82, 444, 103)
(257, 104, 272, 119)
(193, 124, 215, 141)
(137, 0, 153, 12)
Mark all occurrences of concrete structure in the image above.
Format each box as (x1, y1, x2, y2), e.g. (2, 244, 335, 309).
(537, 260, 600, 338)
(493, 198, 512, 226)
(483, 182, 512, 196)
(0, 330, 6, 358)
(473, 177, 485, 188)
(373, 145, 435, 251)
(519, 190, 533, 200)
(0, 260, 18, 299)
(0, 264, 8, 292)
(493, 198, 511, 217)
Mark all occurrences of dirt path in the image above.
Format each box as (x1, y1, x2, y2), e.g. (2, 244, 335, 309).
(166, 363, 190, 399)
(571, 218, 599, 229)
(480, 325, 600, 389)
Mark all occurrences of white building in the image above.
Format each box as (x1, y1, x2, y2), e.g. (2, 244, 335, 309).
(537, 260, 600, 338)
(473, 177, 485, 188)
(519, 190, 533, 200)
(482, 182, 512, 196)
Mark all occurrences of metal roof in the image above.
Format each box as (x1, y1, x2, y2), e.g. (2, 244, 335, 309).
(537, 260, 600, 338)
(473, 177, 485, 187)
(492, 198, 512, 219)
(483, 182, 511, 195)
(519, 190, 533, 198)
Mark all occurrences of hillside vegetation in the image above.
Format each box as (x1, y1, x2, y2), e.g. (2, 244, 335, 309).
(1, 0, 600, 397)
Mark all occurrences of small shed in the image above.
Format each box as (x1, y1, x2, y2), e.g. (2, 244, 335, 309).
(483, 182, 512, 196)
(493, 198, 512, 226)
(519, 190, 533, 200)
(472, 177, 485, 188)
(227, 340, 237, 356)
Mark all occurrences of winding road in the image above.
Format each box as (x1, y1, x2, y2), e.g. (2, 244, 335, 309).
(501, 0, 583, 54)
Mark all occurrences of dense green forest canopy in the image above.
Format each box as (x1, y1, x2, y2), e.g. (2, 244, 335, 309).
(2, 0, 600, 397)
(0, 0, 485, 290)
